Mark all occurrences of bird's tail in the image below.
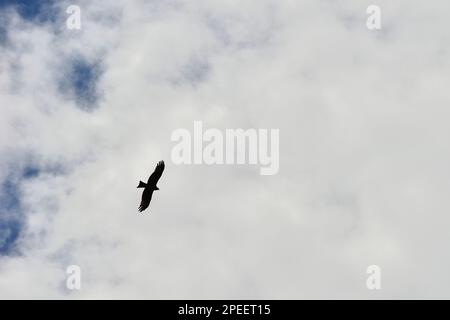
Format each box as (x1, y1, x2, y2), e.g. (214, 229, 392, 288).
(137, 181, 147, 188)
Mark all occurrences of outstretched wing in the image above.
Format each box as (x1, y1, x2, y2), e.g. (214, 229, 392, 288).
(147, 160, 165, 186)
(138, 188, 153, 212)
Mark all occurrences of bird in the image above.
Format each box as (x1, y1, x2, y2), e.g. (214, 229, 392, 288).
(137, 160, 165, 212)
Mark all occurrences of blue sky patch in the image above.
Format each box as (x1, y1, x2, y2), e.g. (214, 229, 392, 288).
(0, 0, 56, 22)
(0, 219, 20, 254)
(22, 165, 40, 179)
(59, 57, 103, 110)
(0, 177, 22, 255)
(0, 164, 42, 255)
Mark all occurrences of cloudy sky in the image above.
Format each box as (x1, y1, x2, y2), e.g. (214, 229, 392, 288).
(1, 0, 450, 299)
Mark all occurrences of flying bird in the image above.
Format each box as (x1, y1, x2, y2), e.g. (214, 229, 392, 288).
(137, 160, 165, 212)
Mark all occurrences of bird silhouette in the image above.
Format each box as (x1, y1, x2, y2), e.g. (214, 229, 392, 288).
(137, 160, 165, 212)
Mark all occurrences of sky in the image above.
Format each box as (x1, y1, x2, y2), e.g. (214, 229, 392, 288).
(1, 0, 450, 299)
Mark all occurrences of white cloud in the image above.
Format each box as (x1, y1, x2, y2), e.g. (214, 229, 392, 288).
(1, 0, 450, 298)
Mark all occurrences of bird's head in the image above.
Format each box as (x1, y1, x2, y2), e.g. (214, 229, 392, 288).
(154, 186, 160, 191)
